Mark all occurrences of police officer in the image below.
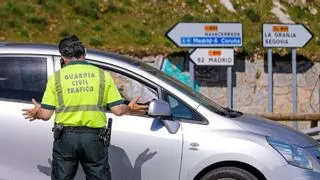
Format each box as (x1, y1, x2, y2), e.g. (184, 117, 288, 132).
(22, 35, 148, 180)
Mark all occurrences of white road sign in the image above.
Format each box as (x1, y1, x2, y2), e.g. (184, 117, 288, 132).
(189, 48, 234, 66)
(263, 24, 313, 48)
(166, 23, 242, 47)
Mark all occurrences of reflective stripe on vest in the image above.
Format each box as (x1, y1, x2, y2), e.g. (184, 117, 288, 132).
(55, 69, 105, 113)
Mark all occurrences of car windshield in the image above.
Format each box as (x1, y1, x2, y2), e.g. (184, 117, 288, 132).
(137, 62, 227, 113)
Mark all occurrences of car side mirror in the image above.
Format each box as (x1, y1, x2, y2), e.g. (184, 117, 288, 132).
(148, 100, 171, 118)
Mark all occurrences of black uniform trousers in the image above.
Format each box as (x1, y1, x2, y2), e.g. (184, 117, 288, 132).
(51, 132, 111, 180)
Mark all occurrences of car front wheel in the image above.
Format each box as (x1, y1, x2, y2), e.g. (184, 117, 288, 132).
(200, 167, 258, 180)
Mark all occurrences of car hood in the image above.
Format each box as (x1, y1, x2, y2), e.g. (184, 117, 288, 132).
(232, 113, 317, 147)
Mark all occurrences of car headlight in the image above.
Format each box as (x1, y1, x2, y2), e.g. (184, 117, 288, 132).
(267, 137, 313, 170)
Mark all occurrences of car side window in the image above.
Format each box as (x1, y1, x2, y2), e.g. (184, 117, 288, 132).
(110, 71, 158, 103)
(0, 57, 47, 102)
(163, 91, 203, 122)
(98, 67, 158, 117)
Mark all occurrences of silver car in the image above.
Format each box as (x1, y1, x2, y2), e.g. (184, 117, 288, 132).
(0, 43, 320, 180)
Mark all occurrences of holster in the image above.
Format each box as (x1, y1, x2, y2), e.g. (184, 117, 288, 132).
(52, 123, 64, 141)
(99, 118, 113, 147)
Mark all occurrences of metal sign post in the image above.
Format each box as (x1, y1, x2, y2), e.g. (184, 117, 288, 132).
(189, 60, 195, 90)
(227, 66, 233, 109)
(188, 48, 195, 90)
(167, 22, 242, 109)
(292, 48, 298, 129)
(268, 48, 273, 112)
(263, 24, 313, 125)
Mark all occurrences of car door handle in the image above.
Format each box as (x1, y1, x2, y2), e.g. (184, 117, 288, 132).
(189, 142, 199, 150)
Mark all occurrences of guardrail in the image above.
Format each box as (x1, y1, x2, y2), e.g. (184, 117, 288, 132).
(254, 113, 320, 121)
(254, 113, 320, 141)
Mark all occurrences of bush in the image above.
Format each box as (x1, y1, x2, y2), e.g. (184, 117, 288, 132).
(245, 8, 260, 22)
(89, 36, 104, 46)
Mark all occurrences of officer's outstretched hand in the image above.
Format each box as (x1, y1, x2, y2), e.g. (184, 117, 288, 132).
(128, 97, 149, 114)
(22, 99, 40, 121)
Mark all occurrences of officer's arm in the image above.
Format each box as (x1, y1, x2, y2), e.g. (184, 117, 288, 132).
(36, 108, 55, 121)
(110, 97, 148, 116)
(110, 104, 130, 116)
(22, 99, 55, 121)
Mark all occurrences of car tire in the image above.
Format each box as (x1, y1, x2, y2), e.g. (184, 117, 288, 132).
(200, 167, 258, 180)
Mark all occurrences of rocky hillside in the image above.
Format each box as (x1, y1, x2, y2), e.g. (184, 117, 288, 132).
(0, 0, 319, 60)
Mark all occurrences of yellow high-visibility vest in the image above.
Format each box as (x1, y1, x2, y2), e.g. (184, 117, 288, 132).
(41, 60, 123, 128)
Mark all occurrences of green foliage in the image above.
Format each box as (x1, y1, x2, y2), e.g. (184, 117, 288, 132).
(108, 4, 122, 13)
(245, 8, 260, 22)
(43, 1, 57, 13)
(123, 24, 152, 45)
(36, 0, 46, 5)
(0, 0, 319, 58)
(59, 29, 70, 37)
(233, 2, 240, 10)
(123, 23, 134, 33)
(19, 29, 29, 37)
(64, 0, 76, 5)
(27, 16, 48, 26)
(89, 36, 104, 46)
(185, 0, 198, 6)
(182, 14, 195, 22)
(243, 38, 261, 56)
(211, 17, 220, 22)
(93, 24, 103, 31)
(164, 39, 173, 47)
(8, 19, 21, 28)
(121, 0, 131, 6)
(2, 2, 35, 16)
(134, 29, 152, 45)
(73, 0, 100, 19)
(289, 6, 308, 20)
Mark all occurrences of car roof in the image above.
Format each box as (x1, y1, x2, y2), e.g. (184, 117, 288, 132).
(0, 42, 140, 67)
(0, 42, 201, 109)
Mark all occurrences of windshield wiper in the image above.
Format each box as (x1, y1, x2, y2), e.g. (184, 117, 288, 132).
(220, 107, 243, 118)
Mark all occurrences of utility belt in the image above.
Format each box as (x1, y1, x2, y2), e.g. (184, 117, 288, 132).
(52, 118, 113, 147)
(63, 126, 103, 134)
